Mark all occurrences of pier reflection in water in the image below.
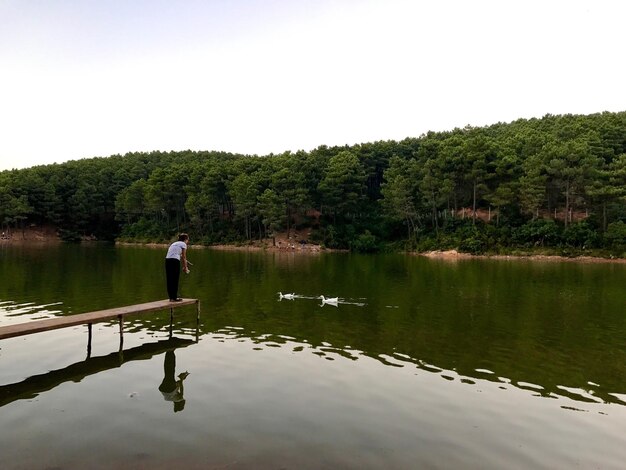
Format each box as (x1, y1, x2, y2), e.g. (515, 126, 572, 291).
(0, 337, 194, 409)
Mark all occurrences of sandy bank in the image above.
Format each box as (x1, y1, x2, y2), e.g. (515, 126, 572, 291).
(0, 225, 60, 243)
(419, 249, 626, 264)
(116, 239, 329, 254)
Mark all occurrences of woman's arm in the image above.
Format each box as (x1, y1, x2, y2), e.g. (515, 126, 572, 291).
(181, 247, 189, 273)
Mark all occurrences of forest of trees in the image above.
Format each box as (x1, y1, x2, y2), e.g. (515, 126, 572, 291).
(1, 111, 626, 256)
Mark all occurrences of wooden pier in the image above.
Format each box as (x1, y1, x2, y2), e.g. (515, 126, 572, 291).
(0, 298, 200, 341)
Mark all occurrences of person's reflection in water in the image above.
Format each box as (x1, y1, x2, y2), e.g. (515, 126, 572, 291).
(158, 350, 189, 412)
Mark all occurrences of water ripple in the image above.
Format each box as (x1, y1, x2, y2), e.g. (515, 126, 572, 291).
(198, 326, 626, 410)
(0, 300, 65, 323)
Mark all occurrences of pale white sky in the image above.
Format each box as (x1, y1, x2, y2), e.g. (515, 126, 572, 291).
(1, 0, 625, 171)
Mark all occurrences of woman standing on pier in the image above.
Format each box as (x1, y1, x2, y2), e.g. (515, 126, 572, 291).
(165, 233, 190, 302)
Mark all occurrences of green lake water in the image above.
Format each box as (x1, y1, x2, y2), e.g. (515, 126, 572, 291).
(1, 243, 626, 469)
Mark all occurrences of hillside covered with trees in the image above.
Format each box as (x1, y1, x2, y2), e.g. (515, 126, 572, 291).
(1, 112, 626, 256)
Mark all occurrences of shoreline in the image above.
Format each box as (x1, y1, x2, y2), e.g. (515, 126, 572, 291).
(115, 240, 331, 254)
(418, 249, 626, 264)
(118, 241, 626, 264)
(4, 236, 624, 264)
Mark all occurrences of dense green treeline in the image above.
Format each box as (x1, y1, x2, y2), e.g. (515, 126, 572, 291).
(2, 111, 626, 255)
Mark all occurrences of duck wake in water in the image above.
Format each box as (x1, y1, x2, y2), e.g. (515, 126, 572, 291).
(319, 295, 339, 306)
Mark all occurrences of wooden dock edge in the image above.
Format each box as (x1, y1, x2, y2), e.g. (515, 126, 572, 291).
(0, 298, 200, 340)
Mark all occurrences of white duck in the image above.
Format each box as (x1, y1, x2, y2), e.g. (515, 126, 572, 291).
(279, 292, 296, 300)
(319, 295, 339, 305)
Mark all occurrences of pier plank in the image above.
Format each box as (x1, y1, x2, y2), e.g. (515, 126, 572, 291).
(0, 299, 198, 340)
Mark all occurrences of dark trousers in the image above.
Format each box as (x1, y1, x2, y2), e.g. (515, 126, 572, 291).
(165, 258, 181, 300)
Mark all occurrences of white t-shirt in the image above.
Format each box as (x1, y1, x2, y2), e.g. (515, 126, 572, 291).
(166, 241, 187, 260)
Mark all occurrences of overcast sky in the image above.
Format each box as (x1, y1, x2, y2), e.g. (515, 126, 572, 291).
(1, 0, 624, 171)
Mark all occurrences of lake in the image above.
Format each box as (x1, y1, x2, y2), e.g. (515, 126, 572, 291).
(1, 243, 626, 469)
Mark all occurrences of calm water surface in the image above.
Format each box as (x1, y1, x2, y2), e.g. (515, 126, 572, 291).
(1, 243, 626, 469)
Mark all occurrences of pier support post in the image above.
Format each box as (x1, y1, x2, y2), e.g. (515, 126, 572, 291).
(87, 323, 92, 358)
(118, 315, 124, 352)
(196, 301, 201, 343)
(169, 308, 174, 338)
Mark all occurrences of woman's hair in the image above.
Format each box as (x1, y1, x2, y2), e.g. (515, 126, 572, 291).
(178, 233, 189, 242)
